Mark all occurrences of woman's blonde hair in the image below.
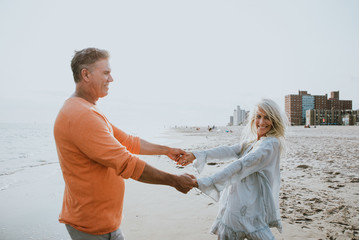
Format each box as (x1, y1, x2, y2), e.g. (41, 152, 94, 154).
(240, 98, 288, 155)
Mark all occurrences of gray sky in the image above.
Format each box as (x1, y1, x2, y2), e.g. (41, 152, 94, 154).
(1, 0, 358, 130)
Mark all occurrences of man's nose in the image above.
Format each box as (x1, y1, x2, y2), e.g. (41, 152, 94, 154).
(109, 74, 114, 82)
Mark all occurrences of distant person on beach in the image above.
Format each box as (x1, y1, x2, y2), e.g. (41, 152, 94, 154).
(178, 99, 288, 240)
(53, 48, 196, 240)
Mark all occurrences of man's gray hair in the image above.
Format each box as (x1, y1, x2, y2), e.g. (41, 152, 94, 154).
(71, 48, 110, 83)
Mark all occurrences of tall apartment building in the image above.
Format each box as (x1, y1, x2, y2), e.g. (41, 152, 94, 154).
(285, 90, 352, 125)
(233, 105, 246, 125)
(229, 116, 234, 126)
(285, 91, 304, 125)
(228, 106, 247, 126)
(314, 95, 328, 109)
(328, 91, 352, 110)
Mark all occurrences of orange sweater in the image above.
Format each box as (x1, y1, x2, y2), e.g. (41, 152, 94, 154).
(54, 97, 146, 235)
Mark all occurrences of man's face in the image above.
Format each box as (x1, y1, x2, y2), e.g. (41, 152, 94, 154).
(87, 58, 113, 98)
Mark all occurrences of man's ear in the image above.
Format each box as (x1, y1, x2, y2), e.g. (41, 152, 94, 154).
(80, 68, 90, 82)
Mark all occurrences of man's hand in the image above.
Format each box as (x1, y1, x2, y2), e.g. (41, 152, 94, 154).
(166, 147, 186, 162)
(173, 173, 198, 194)
(177, 152, 196, 166)
(138, 164, 197, 194)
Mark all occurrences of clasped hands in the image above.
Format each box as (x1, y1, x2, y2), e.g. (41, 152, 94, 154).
(166, 148, 198, 194)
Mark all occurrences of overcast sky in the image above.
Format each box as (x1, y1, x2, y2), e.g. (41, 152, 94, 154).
(1, 0, 358, 131)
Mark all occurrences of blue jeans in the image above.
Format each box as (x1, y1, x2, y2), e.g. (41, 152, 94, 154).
(66, 224, 125, 240)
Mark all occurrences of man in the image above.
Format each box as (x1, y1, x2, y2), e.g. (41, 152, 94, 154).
(54, 48, 197, 240)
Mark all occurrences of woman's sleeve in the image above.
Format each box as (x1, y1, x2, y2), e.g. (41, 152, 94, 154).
(193, 144, 243, 173)
(197, 138, 279, 201)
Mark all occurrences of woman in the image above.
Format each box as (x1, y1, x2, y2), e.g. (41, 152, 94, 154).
(179, 99, 288, 240)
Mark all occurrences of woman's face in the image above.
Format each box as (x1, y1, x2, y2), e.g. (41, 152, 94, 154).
(255, 107, 273, 139)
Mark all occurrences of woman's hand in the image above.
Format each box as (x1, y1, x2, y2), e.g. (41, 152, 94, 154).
(177, 152, 196, 166)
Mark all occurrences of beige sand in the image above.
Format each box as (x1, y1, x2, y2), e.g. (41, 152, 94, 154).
(123, 125, 359, 240)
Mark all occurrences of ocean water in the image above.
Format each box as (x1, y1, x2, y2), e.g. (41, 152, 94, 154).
(0, 123, 58, 191)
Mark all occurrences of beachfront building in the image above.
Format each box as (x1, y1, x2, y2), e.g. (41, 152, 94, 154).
(306, 109, 342, 125)
(229, 106, 247, 126)
(228, 116, 234, 126)
(233, 105, 246, 125)
(285, 90, 352, 125)
(285, 92, 302, 125)
(306, 109, 359, 126)
(342, 110, 359, 126)
(328, 91, 352, 111)
(302, 95, 315, 126)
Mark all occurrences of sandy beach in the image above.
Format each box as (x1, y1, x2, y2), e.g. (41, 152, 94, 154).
(159, 125, 359, 240)
(0, 125, 358, 239)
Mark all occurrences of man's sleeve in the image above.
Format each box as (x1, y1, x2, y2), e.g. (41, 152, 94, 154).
(111, 123, 141, 154)
(70, 110, 145, 180)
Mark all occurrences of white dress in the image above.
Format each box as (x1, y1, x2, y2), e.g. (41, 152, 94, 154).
(193, 137, 282, 240)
